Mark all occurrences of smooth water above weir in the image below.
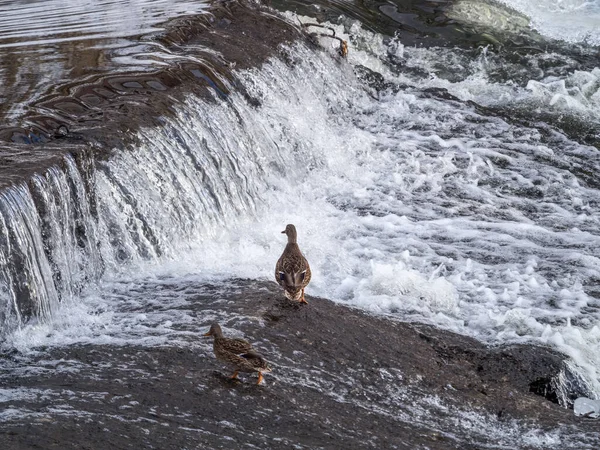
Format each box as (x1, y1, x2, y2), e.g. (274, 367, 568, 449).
(0, 0, 207, 48)
(0, 0, 209, 123)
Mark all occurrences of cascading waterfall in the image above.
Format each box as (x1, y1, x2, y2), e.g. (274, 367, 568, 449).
(0, 152, 107, 331)
(0, 41, 333, 336)
(0, 184, 57, 327)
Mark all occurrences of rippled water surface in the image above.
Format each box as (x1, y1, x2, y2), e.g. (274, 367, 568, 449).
(0, 0, 208, 122)
(0, 0, 206, 47)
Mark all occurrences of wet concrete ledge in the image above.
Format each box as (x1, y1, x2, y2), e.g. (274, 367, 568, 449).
(1, 280, 597, 449)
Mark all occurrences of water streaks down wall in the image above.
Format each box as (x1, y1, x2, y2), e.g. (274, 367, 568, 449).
(0, 1, 302, 336)
(0, 64, 308, 335)
(0, 155, 97, 332)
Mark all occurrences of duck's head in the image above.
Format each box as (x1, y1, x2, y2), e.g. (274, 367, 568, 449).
(203, 323, 223, 338)
(281, 224, 297, 243)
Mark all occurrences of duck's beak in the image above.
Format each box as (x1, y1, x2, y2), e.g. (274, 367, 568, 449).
(203, 331, 211, 336)
(281, 230, 286, 234)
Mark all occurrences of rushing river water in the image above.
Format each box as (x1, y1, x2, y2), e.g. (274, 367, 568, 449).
(1, 0, 600, 447)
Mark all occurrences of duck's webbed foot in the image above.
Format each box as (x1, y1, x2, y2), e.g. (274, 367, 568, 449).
(257, 372, 264, 385)
(230, 370, 239, 380)
(299, 289, 308, 304)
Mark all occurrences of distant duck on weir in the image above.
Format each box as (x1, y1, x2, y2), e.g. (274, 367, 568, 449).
(204, 323, 271, 385)
(275, 224, 312, 304)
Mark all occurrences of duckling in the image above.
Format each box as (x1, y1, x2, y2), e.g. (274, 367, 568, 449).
(203, 323, 271, 384)
(275, 224, 311, 303)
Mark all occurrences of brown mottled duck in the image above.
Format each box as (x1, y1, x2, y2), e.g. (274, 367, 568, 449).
(203, 323, 271, 384)
(275, 224, 312, 304)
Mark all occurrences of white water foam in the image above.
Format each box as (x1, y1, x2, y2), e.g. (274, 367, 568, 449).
(447, 0, 600, 46)
(497, 0, 600, 46)
(406, 48, 600, 130)
(309, 12, 600, 150)
(166, 39, 600, 396)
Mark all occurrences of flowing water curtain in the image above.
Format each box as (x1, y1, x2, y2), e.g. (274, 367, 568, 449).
(0, 154, 103, 335)
(29, 157, 104, 299)
(91, 90, 297, 270)
(0, 70, 291, 336)
(90, 100, 254, 268)
(0, 184, 58, 332)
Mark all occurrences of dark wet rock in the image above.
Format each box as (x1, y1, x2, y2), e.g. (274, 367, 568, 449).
(354, 65, 399, 94)
(1, 280, 598, 449)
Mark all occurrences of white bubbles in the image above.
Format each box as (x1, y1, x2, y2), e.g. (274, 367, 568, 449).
(526, 68, 600, 114)
(353, 261, 459, 314)
(497, 0, 600, 45)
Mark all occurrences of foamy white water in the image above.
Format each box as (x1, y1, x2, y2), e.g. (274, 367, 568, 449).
(498, 0, 600, 45)
(2, 10, 600, 415)
(448, 0, 600, 46)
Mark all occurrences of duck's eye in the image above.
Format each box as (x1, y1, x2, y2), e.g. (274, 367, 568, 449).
(279, 272, 285, 281)
(300, 270, 306, 281)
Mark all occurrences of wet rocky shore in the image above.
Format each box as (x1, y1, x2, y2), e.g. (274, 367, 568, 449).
(1, 280, 598, 449)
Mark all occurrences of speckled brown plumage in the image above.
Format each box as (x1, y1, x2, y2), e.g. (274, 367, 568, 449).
(275, 224, 311, 303)
(204, 323, 271, 384)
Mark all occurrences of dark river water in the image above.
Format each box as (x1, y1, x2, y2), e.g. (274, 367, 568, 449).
(1, 0, 600, 448)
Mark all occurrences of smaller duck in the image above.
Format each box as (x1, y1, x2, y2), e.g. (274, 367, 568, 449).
(275, 224, 312, 304)
(203, 323, 271, 384)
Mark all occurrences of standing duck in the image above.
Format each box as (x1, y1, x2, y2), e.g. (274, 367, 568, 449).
(275, 224, 312, 304)
(204, 323, 271, 384)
